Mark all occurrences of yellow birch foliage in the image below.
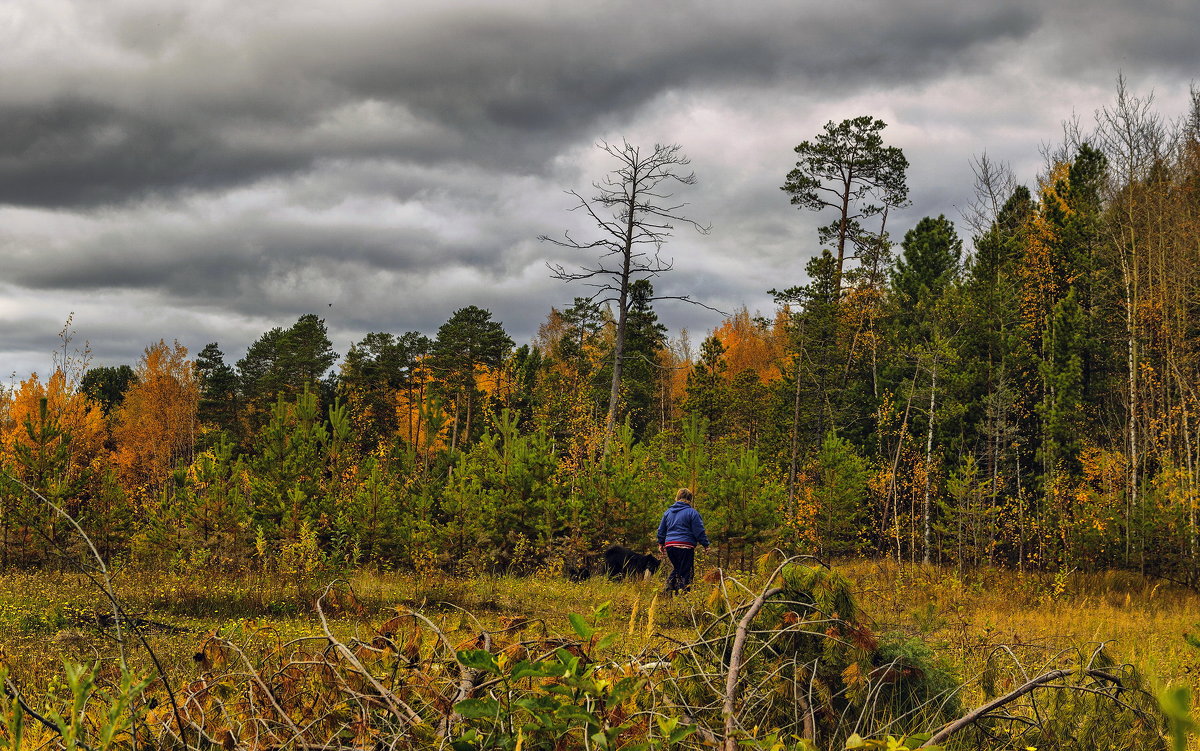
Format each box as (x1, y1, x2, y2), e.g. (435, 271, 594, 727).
(475, 362, 510, 403)
(710, 307, 786, 383)
(655, 345, 689, 427)
(783, 481, 821, 551)
(1, 370, 108, 459)
(1019, 161, 1071, 334)
(0, 370, 108, 484)
(394, 365, 450, 459)
(112, 341, 199, 497)
(533, 307, 568, 358)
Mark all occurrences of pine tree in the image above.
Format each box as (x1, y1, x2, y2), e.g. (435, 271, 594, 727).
(615, 280, 667, 439)
(887, 215, 963, 563)
(959, 186, 1034, 564)
(11, 398, 89, 561)
(429, 306, 513, 451)
(782, 115, 909, 294)
(684, 335, 730, 436)
(808, 431, 871, 559)
(237, 315, 338, 429)
(195, 343, 240, 444)
(891, 215, 962, 324)
(80, 365, 138, 416)
(1038, 287, 1087, 481)
(340, 331, 429, 449)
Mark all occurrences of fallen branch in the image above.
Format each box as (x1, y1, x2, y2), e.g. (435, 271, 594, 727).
(4, 471, 192, 749)
(917, 668, 1072, 748)
(437, 630, 493, 738)
(316, 582, 426, 728)
(219, 639, 305, 743)
(4, 677, 96, 751)
(722, 555, 801, 751)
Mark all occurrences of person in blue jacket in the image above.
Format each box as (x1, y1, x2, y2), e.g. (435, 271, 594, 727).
(657, 488, 710, 593)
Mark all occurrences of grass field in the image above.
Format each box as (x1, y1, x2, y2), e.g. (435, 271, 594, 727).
(2, 558, 1198, 748)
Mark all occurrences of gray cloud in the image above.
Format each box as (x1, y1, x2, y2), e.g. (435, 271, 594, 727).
(1, 1, 1040, 208)
(1, 0, 1199, 378)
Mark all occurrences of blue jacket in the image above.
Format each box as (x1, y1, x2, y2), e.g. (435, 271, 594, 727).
(657, 501, 710, 547)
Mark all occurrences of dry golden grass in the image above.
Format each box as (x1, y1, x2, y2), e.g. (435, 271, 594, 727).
(2, 558, 1197, 745)
(842, 561, 1200, 692)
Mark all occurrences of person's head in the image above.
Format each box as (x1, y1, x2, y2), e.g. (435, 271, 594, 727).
(675, 488, 693, 504)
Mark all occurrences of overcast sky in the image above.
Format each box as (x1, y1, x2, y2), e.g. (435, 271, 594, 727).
(2, 0, 1198, 380)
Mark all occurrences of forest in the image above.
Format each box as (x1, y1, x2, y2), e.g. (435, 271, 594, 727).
(1, 81, 1200, 750)
(4, 83, 1200, 583)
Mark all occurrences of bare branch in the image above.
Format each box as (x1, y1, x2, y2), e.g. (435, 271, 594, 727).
(917, 668, 1072, 748)
(437, 630, 493, 738)
(219, 639, 306, 742)
(3, 677, 93, 750)
(2, 469, 195, 748)
(316, 582, 425, 728)
(962, 151, 1017, 237)
(721, 556, 800, 750)
(651, 294, 728, 316)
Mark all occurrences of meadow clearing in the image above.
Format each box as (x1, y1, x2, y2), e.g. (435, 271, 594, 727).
(2, 558, 1197, 749)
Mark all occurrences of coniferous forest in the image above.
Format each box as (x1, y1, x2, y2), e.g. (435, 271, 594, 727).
(3, 83, 1200, 586)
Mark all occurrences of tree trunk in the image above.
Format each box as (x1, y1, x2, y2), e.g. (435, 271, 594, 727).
(923, 365, 937, 565)
(1016, 453, 1025, 571)
(465, 384, 473, 451)
(1123, 258, 1138, 566)
(833, 174, 852, 295)
(1184, 399, 1197, 570)
(890, 376, 918, 565)
(788, 344, 804, 511)
(1176, 366, 1198, 576)
(603, 183, 639, 453)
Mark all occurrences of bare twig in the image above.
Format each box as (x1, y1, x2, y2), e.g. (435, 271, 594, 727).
(4, 676, 97, 751)
(3, 470, 191, 748)
(218, 639, 305, 743)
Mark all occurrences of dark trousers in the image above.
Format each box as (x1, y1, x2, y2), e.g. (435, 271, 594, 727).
(666, 546, 695, 593)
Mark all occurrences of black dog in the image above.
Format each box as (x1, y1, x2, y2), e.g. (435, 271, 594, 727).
(603, 546, 660, 579)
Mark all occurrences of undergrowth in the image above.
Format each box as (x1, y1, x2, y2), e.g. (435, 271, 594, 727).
(0, 560, 1196, 749)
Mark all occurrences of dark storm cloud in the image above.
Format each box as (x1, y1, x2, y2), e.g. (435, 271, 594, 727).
(0, 100, 357, 207)
(0, 96, 466, 208)
(0, 148, 570, 319)
(3, 0, 1200, 379)
(6, 220, 474, 295)
(321, 1, 1036, 131)
(1033, 0, 1200, 81)
(0, 0, 1040, 209)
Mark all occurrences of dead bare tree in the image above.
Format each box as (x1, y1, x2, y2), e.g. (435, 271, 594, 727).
(962, 152, 1018, 237)
(541, 140, 710, 447)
